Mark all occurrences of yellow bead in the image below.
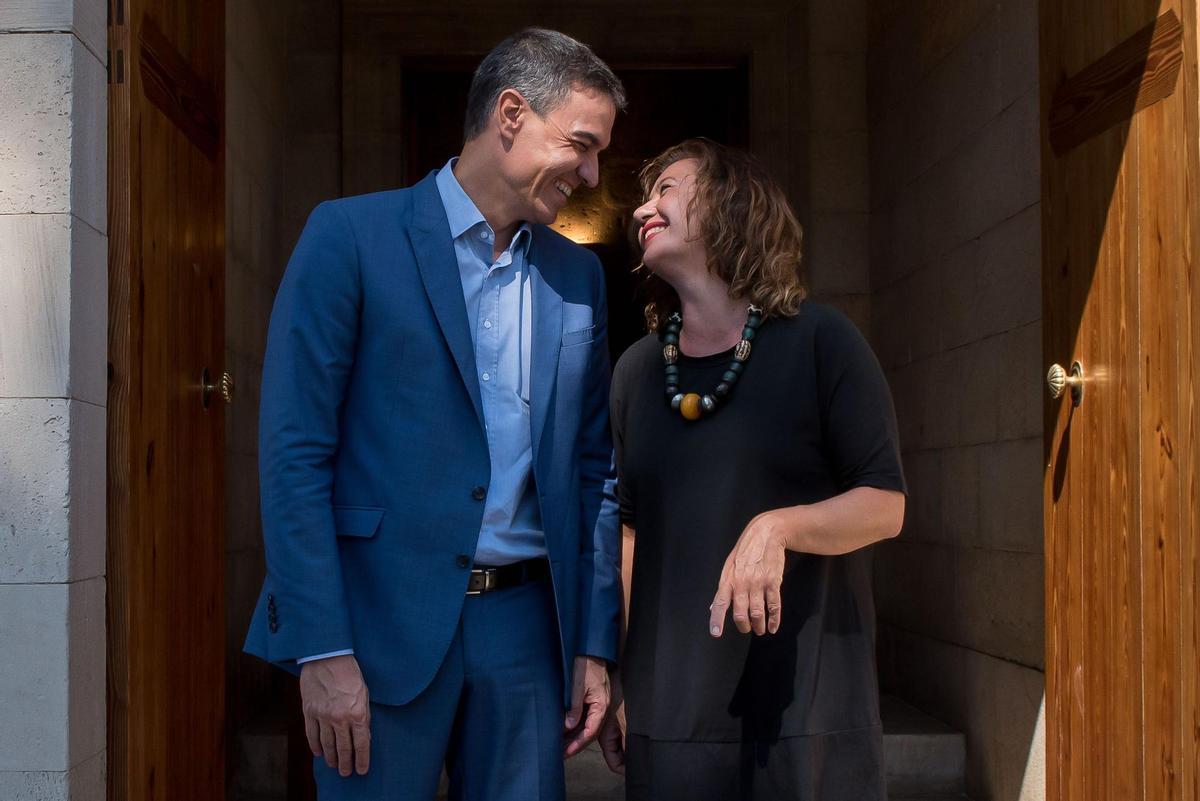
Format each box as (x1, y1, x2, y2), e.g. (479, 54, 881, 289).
(680, 393, 703, 420)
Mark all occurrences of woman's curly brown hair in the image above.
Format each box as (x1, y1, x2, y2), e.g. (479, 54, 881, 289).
(637, 138, 806, 331)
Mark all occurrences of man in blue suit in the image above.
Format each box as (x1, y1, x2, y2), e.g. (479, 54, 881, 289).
(245, 29, 625, 800)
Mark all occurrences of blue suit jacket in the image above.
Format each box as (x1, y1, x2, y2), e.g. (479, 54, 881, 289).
(244, 172, 621, 707)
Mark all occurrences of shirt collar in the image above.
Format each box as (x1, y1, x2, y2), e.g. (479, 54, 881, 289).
(435, 158, 533, 256)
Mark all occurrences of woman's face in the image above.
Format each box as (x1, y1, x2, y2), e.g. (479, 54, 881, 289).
(633, 158, 708, 276)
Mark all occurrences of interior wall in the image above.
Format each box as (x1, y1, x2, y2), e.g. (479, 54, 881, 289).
(865, 2, 1045, 799)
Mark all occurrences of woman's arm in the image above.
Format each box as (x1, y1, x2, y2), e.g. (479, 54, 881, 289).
(709, 486, 904, 637)
(599, 524, 635, 775)
(619, 524, 636, 655)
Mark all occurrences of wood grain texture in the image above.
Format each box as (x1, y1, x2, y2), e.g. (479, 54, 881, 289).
(108, 1, 226, 800)
(1049, 10, 1184, 155)
(1042, 0, 1200, 799)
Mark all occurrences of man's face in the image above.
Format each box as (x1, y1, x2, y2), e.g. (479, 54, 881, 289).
(501, 86, 617, 225)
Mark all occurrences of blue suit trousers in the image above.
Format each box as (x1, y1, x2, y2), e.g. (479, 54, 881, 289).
(314, 577, 566, 801)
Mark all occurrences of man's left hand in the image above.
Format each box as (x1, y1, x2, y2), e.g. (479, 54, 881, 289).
(564, 655, 609, 757)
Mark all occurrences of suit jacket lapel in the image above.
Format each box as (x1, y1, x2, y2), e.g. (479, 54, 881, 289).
(408, 174, 485, 428)
(528, 231, 563, 465)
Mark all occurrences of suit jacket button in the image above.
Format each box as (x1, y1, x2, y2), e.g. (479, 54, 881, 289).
(456, 554, 471, 568)
(269, 621, 278, 633)
(471, 486, 486, 501)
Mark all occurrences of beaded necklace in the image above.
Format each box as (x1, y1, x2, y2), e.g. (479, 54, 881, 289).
(662, 304, 763, 420)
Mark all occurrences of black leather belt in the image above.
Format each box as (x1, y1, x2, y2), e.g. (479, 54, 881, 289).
(466, 558, 550, 595)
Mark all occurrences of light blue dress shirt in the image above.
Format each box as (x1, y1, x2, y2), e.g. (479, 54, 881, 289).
(434, 158, 546, 567)
(298, 160, 546, 665)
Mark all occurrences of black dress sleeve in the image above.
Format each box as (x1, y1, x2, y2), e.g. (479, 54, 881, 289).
(814, 309, 907, 495)
(610, 353, 637, 526)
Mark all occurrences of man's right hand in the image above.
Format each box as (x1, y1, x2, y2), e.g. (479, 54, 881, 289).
(299, 654, 371, 777)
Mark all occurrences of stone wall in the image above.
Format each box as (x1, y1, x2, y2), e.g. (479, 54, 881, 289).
(0, 2, 108, 798)
(865, 1, 1046, 799)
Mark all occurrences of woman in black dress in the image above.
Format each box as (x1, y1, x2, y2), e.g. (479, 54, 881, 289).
(598, 139, 907, 801)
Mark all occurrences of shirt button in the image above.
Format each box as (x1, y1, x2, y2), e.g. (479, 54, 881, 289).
(483, 319, 493, 329)
(456, 554, 471, 568)
(479, 229, 490, 241)
(481, 372, 490, 382)
(471, 486, 486, 501)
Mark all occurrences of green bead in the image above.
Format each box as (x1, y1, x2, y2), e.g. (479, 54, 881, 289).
(722, 370, 739, 384)
(715, 382, 731, 398)
(663, 332, 679, 346)
(728, 361, 744, 374)
(742, 327, 757, 341)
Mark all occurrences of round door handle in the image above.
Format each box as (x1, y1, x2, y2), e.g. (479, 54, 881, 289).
(1047, 361, 1084, 406)
(201, 368, 234, 408)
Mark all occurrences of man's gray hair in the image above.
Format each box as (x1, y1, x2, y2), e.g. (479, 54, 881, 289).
(464, 28, 627, 141)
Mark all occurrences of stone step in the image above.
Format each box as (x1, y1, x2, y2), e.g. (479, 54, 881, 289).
(881, 694, 967, 798)
(233, 695, 967, 801)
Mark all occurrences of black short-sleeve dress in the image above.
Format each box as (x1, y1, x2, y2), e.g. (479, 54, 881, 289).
(610, 301, 906, 801)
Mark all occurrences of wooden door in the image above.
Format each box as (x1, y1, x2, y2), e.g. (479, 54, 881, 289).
(1042, 2, 1199, 799)
(107, 0, 226, 799)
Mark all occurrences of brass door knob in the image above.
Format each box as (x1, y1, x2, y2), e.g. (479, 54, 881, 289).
(201, 368, 234, 408)
(1047, 361, 1084, 406)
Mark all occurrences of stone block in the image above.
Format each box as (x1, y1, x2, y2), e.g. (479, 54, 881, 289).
(997, 0, 1040, 107)
(939, 444, 982, 547)
(0, 2, 106, 63)
(0, 215, 106, 405)
(67, 577, 104, 766)
(877, 626, 967, 729)
(939, 204, 1042, 352)
(0, 399, 71, 583)
(810, 132, 869, 213)
(0, 583, 69, 771)
(69, 219, 107, 407)
(0, 35, 104, 228)
(70, 37, 105, 234)
(283, 134, 341, 223)
(807, 213, 869, 296)
(0, 215, 71, 398)
(895, 448, 942, 543)
(955, 548, 1044, 668)
(0, 749, 105, 801)
(67, 400, 104, 582)
(0, 35, 71, 215)
(810, 0, 866, 53)
(977, 436, 1043, 554)
(873, 539, 958, 644)
(810, 51, 867, 133)
(0, 399, 102, 583)
(285, 52, 342, 135)
(961, 649, 1045, 801)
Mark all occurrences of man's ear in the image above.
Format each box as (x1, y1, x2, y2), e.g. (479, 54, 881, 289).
(495, 89, 527, 144)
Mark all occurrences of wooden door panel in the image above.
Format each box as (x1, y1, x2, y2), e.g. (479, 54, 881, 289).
(1042, 2, 1199, 799)
(109, 1, 225, 800)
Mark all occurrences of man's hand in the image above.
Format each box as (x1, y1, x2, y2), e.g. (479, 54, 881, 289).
(299, 654, 372, 777)
(597, 674, 626, 774)
(564, 655, 610, 757)
(710, 511, 788, 637)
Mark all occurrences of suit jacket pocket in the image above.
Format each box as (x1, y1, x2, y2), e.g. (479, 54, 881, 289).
(561, 325, 595, 347)
(333, 506, 386, 538)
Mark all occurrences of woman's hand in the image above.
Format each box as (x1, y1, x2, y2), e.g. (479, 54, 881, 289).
(598, 674, 627, 774)
(709, 511, 788, 637)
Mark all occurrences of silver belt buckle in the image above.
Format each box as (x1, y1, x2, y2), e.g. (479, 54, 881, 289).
(465, 567, 498, 595)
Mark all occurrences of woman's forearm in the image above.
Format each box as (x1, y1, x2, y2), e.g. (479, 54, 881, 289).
(769, 486, 904, 556)
(618, 525, 636, 658)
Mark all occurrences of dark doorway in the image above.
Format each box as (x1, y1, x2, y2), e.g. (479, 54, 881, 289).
(402, 63, 750, 360)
